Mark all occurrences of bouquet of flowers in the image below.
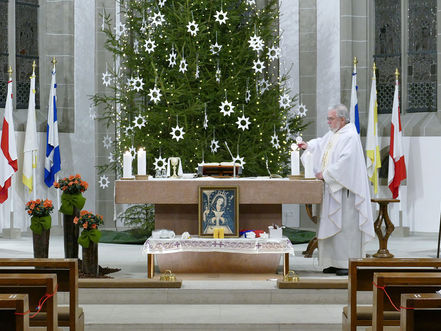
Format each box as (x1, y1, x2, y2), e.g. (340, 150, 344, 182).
(74, 210, 104, 248)
(25, 199, 54, 234)
(54, 174, 88, 215)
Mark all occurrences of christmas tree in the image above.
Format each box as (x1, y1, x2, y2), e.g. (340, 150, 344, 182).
(93, 0, 306, 177)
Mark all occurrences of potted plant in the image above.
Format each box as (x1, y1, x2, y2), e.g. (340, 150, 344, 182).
(54, 174, 88, 258)
(25, 199, 54, 258)
(75, 211, 103, 276)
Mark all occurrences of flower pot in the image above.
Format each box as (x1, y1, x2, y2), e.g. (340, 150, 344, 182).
(32, 228, 50, 258)
(63, 206, 80, 258)
(82, 241, 98, 276)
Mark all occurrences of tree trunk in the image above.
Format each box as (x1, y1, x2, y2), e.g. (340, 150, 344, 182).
(82, 240, 98, 276)
(33, 228, 50, 258)
(63, 206, 80, 258)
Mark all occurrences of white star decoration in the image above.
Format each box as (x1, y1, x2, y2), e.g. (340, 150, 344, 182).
(246, 0, 256, 5)
(296, 103, 308, 117)
(153, 155, 167, 171)
(219, 99, 235, 116)
(158, 0, 166, 7)
(99, 175, 110, 189)
(214, 10, 228, 25)
(279, 93, 291, 109)
(179, 58, 188, 73)
(129, 146, 137, 159)
(248, 34, 264, 52)
(210, 139, 219, 153)
(148, 85, 162, 104)
(170, 125, 185, 141)
(259, 78, 270, 94)
(114, 22, 126, 38)
(245, 89, 251, 103)
(270, 133, 280, 149)
(132, 77, 144, 92)
(252, 58, 265, 73)
(125, 125, 134, 136)
(236, 114, 251, 131)
(89, 105, 97, 120)
(267, 46, 281, 61)
(133, 114, 146, 129)
(186, 20, 199, 36)
(144, 38, 157, 53)
(210, 42, 222, 55)
(108, 152, 114, 163)
(102, 71, 112, 87)
(233, 155, 246, 168)
(103, 135, 112, 149)
(152, 12, 165, 27)
(167, 49, 177, 67)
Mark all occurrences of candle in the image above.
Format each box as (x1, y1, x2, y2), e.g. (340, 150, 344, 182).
(137, 148, 146, 175)
(290, 143, 300, 176)
(123, 151, 132, 178)
(303, 151, 315, 179)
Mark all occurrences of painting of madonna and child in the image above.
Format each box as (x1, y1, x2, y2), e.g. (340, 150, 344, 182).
(198, 186, 239, 237)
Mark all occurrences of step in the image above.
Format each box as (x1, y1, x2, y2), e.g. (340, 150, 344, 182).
(81, 304, 344, 331)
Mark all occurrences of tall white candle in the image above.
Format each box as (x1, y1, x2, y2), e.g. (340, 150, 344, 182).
(123, 151, 132, 178)
(137, 148, 146, 175)
(304, 151, 315, 179)
(290, 143, 300, 176)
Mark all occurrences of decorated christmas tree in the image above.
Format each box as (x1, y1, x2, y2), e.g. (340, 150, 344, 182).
(93, 0, 306, 177)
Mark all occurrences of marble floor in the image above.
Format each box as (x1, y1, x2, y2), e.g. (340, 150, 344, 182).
(0, 230, 439, 279)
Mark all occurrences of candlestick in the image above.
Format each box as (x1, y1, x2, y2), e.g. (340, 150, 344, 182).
(137, 148, 146, 175)
(123, 151, 133, 178)
(290, 143, 300, 176)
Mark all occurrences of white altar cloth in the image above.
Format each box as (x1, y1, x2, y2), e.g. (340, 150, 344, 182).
(143, 237, 294, 255)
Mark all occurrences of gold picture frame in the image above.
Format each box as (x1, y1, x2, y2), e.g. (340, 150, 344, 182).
(198, 186, 239, 237)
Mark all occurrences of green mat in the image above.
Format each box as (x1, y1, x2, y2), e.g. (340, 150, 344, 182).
(100, 227, 315, 245)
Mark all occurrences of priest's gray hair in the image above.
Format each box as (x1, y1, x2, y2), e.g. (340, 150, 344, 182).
(330, 104, 350, 123)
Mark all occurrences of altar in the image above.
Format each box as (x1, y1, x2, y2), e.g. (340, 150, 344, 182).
(115, 177, 323, 276)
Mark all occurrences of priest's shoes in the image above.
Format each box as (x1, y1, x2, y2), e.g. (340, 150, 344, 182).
(335, 268, 348, 276)
(322, 266, 338, 274)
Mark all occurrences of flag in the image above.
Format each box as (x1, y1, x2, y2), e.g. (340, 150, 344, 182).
(0, 78, 18, 203)
(23, 70, 38, 192)
(44, 69, 61, 187)
(388, 75, 406, 199)
(349, 62, 360, 134)
(366, 67, 381, 194)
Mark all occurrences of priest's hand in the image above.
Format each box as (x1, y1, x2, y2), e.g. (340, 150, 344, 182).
(315, 172, 323, 180)
(297, 141, 308, 150)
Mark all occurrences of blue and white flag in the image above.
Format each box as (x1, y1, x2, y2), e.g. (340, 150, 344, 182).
(349, 59, 360, 134)
(44, 69, 61, 187)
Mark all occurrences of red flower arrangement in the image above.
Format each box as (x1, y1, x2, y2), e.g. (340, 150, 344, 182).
(74, 210, 104, 248)
(25, 199, 54, 217)
(54, 174, 88, 194)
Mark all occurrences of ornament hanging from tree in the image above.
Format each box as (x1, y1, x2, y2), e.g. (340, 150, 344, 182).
(279, 93, 291, 109)
(133, 114, 146, 129)
(148, 84, 162, 104)
(99, 175, 110, 189)
(236, 106, 251, 131)
(248, 33, 264, 52)
(187, 14, 199, 36)
(154, 154, 167, 171)
(167, 46, 177, 67)
(252, 58, 265, 73)
(270, 127, 280, 149)
(179, 56, 188, 73)
(103, 134, 112, 149)
(267, 45, 281, 61)
(152, 11, 165, 27)
(203, 104, 208, 130)
(170, 117, 185, 141)
(144, 37, 157, 53)
(296, 103, 308, 117)
(132, 76, 145, 92)
(219, 97, 235, 117)
(214, 8, 228, 25)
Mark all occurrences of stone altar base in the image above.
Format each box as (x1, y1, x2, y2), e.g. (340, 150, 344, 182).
(157, 252, 282, 274)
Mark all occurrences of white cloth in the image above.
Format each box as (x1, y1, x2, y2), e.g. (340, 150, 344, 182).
(318, 189, 362, 268)
(302, 123, 375, 244)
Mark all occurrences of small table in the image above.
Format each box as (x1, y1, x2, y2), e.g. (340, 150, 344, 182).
(371, 198, 400, 258)
(143, 237, 294, 278)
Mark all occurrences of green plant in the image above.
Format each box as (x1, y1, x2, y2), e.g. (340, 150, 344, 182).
(75, 211, 104, 248)
(25, 199, 54, 234)
(118, 204, 155, 237)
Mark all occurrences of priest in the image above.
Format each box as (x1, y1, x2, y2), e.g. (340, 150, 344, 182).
(298, 104, 375, 276)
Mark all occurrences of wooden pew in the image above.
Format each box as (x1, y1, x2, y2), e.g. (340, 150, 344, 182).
(0, 274, 58, 331)
(343, 258, 441, 331)
(372, 272, 441, 330)
(401, 293, 441, 331)
(0, 258, 83, 330)
(0, 293, 30, 331)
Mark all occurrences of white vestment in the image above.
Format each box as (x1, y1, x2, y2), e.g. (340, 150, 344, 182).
(302, 123, 375, 268)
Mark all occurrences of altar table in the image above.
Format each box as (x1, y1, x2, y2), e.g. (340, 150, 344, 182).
(143, 237, 294, 278)
(115, 178, 323, 233)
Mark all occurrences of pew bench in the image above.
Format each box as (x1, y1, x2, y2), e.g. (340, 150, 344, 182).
(0, 293, 30, 331)
(0, 273, 58, 331)
(0, 258, 83, 330)
(372, 272, 441, 330)
(343, 258, 441, 331)
(401, 292, 441, 331)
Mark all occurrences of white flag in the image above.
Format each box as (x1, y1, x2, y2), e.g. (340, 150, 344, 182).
(23, 70, 38, 192)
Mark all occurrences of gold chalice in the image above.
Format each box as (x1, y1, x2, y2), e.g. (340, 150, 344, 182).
(169, 157, 180, 178)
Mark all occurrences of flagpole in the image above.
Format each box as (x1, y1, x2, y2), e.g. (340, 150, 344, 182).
(32, 61, 37, 201)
